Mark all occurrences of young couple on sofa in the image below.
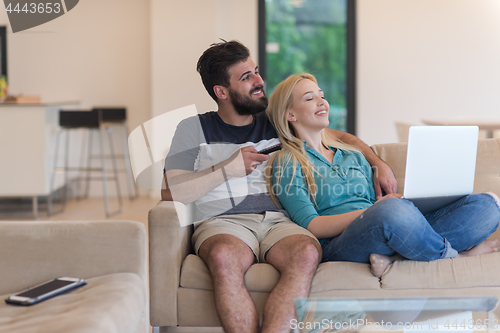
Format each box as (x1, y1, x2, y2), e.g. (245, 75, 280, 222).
(162, 40, 500, 333)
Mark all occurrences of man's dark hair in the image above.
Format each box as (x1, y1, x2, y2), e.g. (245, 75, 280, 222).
(197, 40, 250, 101)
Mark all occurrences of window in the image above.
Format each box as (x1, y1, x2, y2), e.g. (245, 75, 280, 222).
(259, 0, 356, 134)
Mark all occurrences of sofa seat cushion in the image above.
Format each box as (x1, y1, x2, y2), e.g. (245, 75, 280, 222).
(381, 253, 500, 290)
(311, 261, 381, 292)
(180, 254, 381, 293)
(0, 273, 146, 333)
(180, 255, 280, 292)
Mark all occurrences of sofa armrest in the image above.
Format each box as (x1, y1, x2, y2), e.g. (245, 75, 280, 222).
(149, 200, 194, 327)
(0, 220, 147, 297)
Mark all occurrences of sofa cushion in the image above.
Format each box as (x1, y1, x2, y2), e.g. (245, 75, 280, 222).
(311, 261, 381, 292)
(0, 220, 147, 297)
(180, 254, 381, 293)
(381, 253, 500, 290)
(180, 254, 280, 292)
(0, 273, 146, 333)
(473, 138, 500, 195)
(370, 142, 407, 194)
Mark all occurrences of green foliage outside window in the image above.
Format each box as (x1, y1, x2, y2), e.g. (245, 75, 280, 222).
(265, 0, 348, 131)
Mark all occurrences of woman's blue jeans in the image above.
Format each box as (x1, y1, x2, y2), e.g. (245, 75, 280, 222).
(321, 193, 500, 263)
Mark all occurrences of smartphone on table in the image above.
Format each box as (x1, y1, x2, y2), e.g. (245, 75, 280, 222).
(5, 277, 86, 306)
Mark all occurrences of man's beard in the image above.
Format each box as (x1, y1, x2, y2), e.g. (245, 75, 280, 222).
(228, 86, 268, 116)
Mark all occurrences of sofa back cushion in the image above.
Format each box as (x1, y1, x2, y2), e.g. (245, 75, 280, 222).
(0, 220, 147, 296)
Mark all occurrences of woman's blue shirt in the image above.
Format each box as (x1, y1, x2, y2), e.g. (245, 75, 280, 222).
(271, 144, 376, 244)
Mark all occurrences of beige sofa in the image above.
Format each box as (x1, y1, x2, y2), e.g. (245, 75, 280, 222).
(0, 220, 148, 333)
(149, 138, 500, 331)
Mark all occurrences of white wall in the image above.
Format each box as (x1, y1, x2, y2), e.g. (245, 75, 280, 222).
(2, 0, 151, 132)
(150, 0, 258, 119)
(6, 0, 500, 199)
(150, 0, 500, 147)
(149, 0, 258, 198)
(357, 0, 500, 144)
(0, 0, 151, 197)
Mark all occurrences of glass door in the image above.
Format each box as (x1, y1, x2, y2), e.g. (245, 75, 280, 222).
(259, 0, 356, 134)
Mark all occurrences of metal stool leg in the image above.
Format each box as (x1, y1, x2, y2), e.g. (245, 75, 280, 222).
(61, 129, 70, 213)
(98, 128, 110, 215)
(75, 128, 88, 199)
(83, 129, 94, 199)
(121, 123, 138, 200)
(48, 129, 63, 216)
(98, 128, 122, 217)
(32, 196, 38, 220)
(107, 127, 123, 214)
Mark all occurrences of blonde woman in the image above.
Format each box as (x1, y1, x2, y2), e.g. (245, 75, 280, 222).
(266, 73, 500, 277)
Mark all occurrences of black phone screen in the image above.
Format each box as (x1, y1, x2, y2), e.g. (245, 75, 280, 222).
(17, 279, 75, 298)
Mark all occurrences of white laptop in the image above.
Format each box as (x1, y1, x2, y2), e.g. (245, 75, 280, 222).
(403, 126, 479, 215)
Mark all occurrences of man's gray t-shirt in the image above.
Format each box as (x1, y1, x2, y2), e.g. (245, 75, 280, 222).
(165, 111, 287, 221)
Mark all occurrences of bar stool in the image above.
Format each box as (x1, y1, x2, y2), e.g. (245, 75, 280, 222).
(92, 107, 138, 200)
(48, 110, 123, 217)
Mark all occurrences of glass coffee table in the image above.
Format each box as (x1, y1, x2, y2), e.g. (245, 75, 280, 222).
(294, 297, 498, 333)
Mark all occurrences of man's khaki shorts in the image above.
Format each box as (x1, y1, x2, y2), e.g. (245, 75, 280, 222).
(192, 211, 319, 263)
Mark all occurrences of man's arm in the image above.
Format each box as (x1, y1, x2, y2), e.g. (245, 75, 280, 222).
(325, 128, 397, 199)
(162, 146, 269, 204)
(161, 115, 236, 203)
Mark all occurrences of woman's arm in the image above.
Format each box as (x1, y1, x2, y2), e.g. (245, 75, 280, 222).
(272, 153, 364, 239)
(307, 209, 366, 239)
(307, 194, 404, 239)
(325, 128, 397, 199)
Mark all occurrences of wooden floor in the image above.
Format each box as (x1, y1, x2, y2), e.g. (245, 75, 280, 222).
(0, 196, 159, 226)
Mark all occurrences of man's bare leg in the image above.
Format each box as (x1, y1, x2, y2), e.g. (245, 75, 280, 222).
(199, 234, 258, 333)
(260, 235, 322, 333)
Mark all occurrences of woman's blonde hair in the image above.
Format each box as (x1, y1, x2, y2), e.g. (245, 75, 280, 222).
(265, 73, 359, 206)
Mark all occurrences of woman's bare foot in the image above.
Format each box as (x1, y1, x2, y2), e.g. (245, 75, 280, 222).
(456, 239, 500, 258)
(370, 253, 403, 278)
